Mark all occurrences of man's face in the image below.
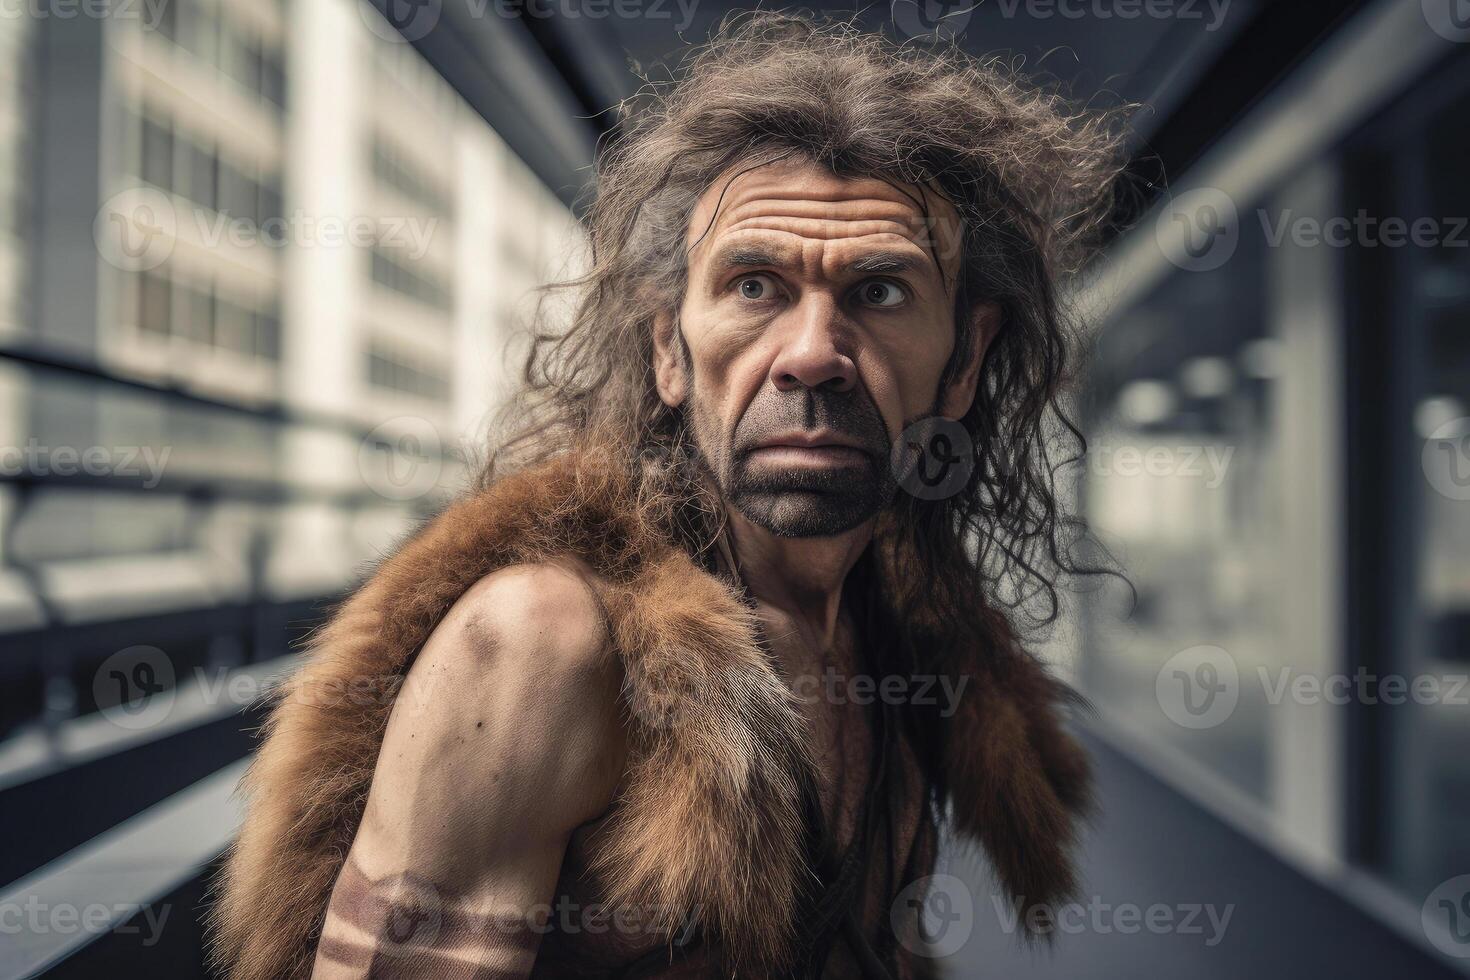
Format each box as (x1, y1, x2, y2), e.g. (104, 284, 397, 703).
(653, 157, 992, 538)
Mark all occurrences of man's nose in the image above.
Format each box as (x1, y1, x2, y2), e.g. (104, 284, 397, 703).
(768, 293, 857, 394)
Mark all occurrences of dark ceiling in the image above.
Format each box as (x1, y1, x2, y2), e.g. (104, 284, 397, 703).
(370, 0, 1374, 216)
(540, 0, 1256, 139)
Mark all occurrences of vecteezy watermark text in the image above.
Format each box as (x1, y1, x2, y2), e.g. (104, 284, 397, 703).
(1087, 442, 1234, 488)
(94, 187, 441, 273)
(0, 0, 169, 26)
(992, 0, 1230, 31)
(0, 440, 170, 489)
(992, 895, 1235, 946)
(1157, 645, 1470, 729)
(1158, 187, 1470, 272)
(0, 896, 170, 947)
(788, 669, 971, 718)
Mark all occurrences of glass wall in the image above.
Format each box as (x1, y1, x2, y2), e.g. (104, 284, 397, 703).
(1076, 36, 1470, 925)
(1341, 61, 1470, 903)
(1080, 210, 1280, 801)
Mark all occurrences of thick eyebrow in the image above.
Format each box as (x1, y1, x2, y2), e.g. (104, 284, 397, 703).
(846, 250, 930, 277)
(704, 243, 788, 279)
(703, 243, 935, 282)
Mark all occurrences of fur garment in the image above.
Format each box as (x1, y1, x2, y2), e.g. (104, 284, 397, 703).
(206, 443, 1092, 978)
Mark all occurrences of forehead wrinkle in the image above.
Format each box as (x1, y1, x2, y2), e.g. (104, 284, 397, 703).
(722, 169, 929, 207)
(721, 212, 925, 244)
(718, 195, 931, 237)
(687, 159, 964, 285)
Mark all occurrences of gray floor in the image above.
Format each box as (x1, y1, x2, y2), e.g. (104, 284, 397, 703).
(934, 732, 1463, 979)
(13, 727, 1468, 978)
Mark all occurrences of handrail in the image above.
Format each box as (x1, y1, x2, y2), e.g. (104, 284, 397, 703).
(0, 759, 248, 980)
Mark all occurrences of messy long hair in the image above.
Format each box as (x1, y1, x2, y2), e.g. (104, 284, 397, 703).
(486, 12, 1129, 653)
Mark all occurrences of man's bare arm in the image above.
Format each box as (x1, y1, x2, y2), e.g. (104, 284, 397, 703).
(311, 562, 627, 979)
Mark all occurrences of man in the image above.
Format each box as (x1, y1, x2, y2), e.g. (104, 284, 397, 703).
(209, 13, 1124, 979)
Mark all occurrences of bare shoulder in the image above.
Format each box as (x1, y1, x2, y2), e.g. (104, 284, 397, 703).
(351, 561, 627, 889)
(442, 559, 612, 673)
(408, 560, 620, 740)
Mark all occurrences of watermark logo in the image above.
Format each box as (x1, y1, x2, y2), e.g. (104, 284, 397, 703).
(892, 874, 974, 957)
(195, 210, 440, 259)
(94, 186, 176, 272)
(0, 440, 171, 489)
(359, 416, 444, 501)
(1423, 0, 1470, 43)
(1156, 645, 1238, 729)
(788, 669, 971, 718)
(93, 645, 176, 730)
(483, 0, 700, 30)
(890, 0, 975, 42)
(90, 661, 451, 733)
(0, 0, 170, 28)
(363, 0, 443, 42)
(1423, 875, 1470, 958)
(991, 0, 1231, 32)
(1087, 442, 1234, 488)
(1259, 667, 1467, 708)
(993, 895, 1234, 945)
(522, 896, 701, 941)
(1422, 416, 1470, 501)
(1156, 187, 1238, 272)
(1157, 655, 1465, 729)
(1257, 210, 1468, 249)
(0, 896, 171, 947)
(375, 875, 443, 956)
(891, 416, 974, 501)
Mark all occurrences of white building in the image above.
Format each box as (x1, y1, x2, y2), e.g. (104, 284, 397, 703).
(1, 0, 580, 710)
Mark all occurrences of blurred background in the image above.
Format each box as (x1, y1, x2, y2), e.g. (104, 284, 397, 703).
(0, 0, 1467, 977)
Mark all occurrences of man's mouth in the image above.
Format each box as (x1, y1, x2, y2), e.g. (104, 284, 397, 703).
(747, 430, 872, 468)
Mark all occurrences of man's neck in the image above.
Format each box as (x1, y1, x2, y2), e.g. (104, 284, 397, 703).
(724, 510, 874, 652)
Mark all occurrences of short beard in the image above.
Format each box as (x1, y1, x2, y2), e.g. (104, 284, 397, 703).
(727, 456, 891, 537)
(680, 356, 897, 538)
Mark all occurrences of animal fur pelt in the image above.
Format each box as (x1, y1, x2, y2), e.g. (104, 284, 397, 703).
(206, 441, 1092, 979)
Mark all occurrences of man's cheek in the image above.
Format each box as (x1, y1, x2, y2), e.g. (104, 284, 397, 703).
(712, 349, 773, 416)
(852, 367, 904, 438)
(891, 364, 948, 424)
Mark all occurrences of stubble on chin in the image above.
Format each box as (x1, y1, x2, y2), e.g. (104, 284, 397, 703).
(683, 380, 896, 538)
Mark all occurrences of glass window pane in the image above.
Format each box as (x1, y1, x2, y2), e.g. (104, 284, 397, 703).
(1079, 217, 1276, 801)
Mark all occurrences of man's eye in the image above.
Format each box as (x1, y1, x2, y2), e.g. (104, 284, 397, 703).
(857, 280, 906, 308)
(736, 275, 776, 300)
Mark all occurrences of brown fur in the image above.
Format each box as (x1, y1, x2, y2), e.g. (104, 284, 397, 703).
(206, 444, 1090, 978)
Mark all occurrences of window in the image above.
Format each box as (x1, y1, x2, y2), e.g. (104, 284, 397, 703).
(153, 0, 286, 109)
(141, 112, 172, 191)
(261, 46, 287, 107)
(137, 270, 171, 336)
(254, 308, 281, 360)
(257, 175, 282, 228)
(217, 159, 253, 220)
(1343, 57, 1470, 904)
(185, 136, 219, 212)
(148, 0, 178, 40)
(371, 131, 451, 217)
(131, 268, 282, 366)
(370, 243, 452, 312)
(366, 344, 449, 401)
(214, 295, 253, 354)
(1079, 216, 1277, 801)
(177, 280, 216, 346)
(173, 0, 218, 67)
